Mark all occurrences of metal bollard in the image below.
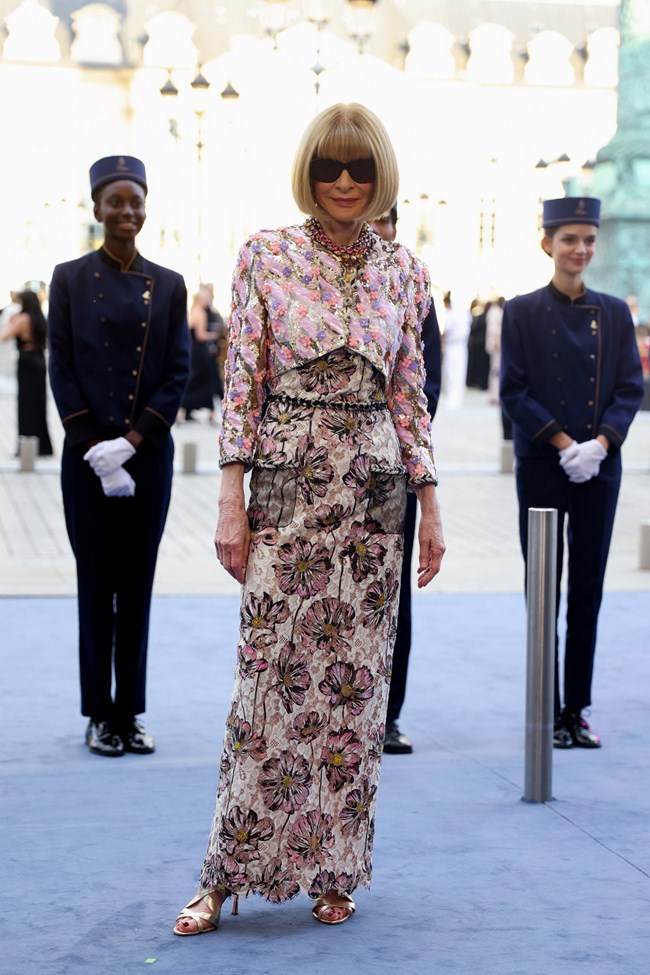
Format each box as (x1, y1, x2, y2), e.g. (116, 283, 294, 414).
(640, 522, 650, 571)
(183, 442, 197, 474)
(19, 436, 39, 472)
(522, 507, 557, 803)
(500, 440, 514, 474)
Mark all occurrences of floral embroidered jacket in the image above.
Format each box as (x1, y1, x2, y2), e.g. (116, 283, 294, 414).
(219, 223, 438, 485)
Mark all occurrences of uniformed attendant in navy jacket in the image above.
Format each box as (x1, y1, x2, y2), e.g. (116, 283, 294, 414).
(500, 197, 643, 749)
(48, 156, 190, 757)
(371, 205, 442, 755)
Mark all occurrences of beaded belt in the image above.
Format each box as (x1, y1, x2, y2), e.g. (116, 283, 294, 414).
(266, 392, 388, 412)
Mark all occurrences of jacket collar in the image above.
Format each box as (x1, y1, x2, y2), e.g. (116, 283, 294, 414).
(98, 245, 144, 273)
(547, 280, 587, 306)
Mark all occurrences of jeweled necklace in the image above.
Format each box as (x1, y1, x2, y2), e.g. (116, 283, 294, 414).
(305, 217, 373, 262)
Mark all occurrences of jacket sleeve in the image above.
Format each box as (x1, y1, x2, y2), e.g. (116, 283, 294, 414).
(387, 254, 438, 485)
(596, 302, 644, 448)
(219, 240, 268, 468)
(132, 272, 191, 447)
(47, 264, 102, 447)
(499, 298, 563, 446)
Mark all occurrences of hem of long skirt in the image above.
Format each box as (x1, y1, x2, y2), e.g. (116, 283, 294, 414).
(196, 874, 372, 905)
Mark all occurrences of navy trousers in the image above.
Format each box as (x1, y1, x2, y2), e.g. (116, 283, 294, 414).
(516, 453, 621, 716)
(61, 435, 174, 721)
(387, 491, 417, 724)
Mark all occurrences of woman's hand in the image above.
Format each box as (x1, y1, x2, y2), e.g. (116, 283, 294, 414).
(214, 463, 249, 584)
(414, 484, 445, 588)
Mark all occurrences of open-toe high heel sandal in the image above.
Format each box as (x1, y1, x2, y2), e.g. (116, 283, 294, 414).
(312, 892, 356, 925)
(173, 889, 239, 936)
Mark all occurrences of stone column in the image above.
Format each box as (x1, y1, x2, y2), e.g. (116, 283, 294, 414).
(586, 0, 650, 319)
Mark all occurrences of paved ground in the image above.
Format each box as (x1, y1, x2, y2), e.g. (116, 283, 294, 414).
(3, 590, 650, 975)
(1, 340, 650, 975)
(1, 340, 649, 598)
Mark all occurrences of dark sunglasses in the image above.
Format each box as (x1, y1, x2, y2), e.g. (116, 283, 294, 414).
(309, 157, 376, 183)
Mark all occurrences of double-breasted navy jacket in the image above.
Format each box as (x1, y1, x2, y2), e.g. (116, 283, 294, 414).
(48, 248, 190, 448)
(500, 282, 643, 458)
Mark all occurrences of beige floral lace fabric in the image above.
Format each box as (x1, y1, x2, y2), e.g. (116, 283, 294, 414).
(200, 351, 406, 901)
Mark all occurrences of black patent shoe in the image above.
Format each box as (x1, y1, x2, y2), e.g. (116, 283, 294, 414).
(563, 711, 602, 748)
(86, 719, 124, 757)
(553, 717, 573, 749)
(383, 721, 413, 754)
(122, 718, 156, 754)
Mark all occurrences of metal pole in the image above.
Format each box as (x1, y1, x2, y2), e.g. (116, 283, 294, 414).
(523, 507, 557, 803)
(500, 440, 514, 474)
(183, 442, 197, 474)
(19, 436, 39, 472)
(639, 521, 650, 571)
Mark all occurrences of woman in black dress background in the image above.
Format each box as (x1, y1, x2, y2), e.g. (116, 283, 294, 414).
(180, 284, 226, 424)
(1, 289, 53, 456)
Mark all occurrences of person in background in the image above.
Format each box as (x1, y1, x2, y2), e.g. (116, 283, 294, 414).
(370, 204, 442, 754)
(1, 288, 53, 456)
(466, 298, 490, 391)
(180, 284, 222, 425)
(626, 295, 650, 381)
(48, 155, 190, 758)
(625, 295, 640, 327)
(0, 290, 21, 329)
(203, 282, 227, 408)
(441, 291, 470, 409)
(500, 196, 643, 749)
(485, 296, 505, 405)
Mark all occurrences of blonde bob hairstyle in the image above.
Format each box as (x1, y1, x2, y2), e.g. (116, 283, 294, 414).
(291, 103, 399, 222)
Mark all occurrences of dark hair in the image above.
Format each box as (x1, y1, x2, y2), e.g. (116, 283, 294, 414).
(542, 224, 597, 239)
(374, 203, 398, 227)
(19, 290, 47, 349)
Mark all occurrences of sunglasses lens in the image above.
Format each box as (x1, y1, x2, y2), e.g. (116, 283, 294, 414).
(310, 159, 342, 182)
(309, 158, 375, 183)
(347, 159, 375, 183)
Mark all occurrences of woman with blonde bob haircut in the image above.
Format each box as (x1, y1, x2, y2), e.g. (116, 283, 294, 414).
(291, 102, 399, 221)
(174, 102, 445, 935)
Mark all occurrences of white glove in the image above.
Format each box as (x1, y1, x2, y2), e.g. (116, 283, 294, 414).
(560, 439, 607, 484)
(99, 466, 136, 498)
(558, 442, 579, 470)
(84, 437, 136, 476)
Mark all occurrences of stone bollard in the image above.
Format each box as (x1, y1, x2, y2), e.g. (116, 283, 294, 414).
(19, 436, 39, 472)
(183, 442, 198, 474)
(640, 522, 650, 571)
(500, 439, 514, 474)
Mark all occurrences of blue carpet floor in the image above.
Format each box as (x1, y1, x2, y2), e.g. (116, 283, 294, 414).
(1, 592, 649, 975)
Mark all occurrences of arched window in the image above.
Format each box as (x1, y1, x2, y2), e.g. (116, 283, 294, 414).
(142, 12, 198, 69)
(70, 4, 123, 66)
(2, 0, 61, 62)
(405, 21, 455, 81)
(466, 23, 514, 84)
(525, 31, 575, 86)
(583, 28, 619, 88)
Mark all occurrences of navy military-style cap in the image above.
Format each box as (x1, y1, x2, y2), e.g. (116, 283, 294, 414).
(89, 155, 147, 199)
(542, 196, 600, 228)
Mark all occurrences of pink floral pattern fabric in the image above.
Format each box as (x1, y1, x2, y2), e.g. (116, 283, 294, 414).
(201, 352, 408, 901)
(219, 223, 437, 484)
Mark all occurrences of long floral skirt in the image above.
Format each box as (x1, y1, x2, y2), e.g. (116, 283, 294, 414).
(201, 350, 407, 902)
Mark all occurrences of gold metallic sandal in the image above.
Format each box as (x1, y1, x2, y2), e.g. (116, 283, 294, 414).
(311, 892, 356, 925)
(173, 889, 239, 936)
